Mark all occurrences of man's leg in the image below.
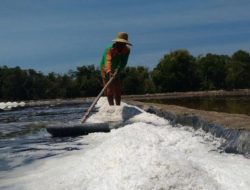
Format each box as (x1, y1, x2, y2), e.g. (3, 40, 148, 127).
(102, 77, 107, 96)
(113, 80, 121, 105)
(102, 72, 114, 106)
(107, 82, 114, 106)
(107, 95, 114, 105)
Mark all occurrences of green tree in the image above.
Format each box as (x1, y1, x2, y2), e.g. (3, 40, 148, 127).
(197, 54, 229, 90)
(226, 50, 250, 89)
(0, 66, 29, 100)
(152, 50, 200, 92)
(121, 66, 155, 94)
(75, 65, 102, 96)
(25, 69, 49, 99)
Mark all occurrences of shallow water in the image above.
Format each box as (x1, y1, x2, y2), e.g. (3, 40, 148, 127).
(0, 103, 93, 171)
(141, 95, 250, 115)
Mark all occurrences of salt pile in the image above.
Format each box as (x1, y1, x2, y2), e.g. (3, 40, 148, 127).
(0, 101, 25, 110)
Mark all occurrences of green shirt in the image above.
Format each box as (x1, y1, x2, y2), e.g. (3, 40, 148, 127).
(100, 44, 130, 77)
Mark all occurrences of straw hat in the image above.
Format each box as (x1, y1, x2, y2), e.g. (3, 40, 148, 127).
(112, 32, 132, 46)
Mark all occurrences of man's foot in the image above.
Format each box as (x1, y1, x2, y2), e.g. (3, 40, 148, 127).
(115, 97, 121, 106)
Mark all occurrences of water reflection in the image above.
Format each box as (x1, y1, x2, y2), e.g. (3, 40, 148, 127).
(141, 96, 250, 115)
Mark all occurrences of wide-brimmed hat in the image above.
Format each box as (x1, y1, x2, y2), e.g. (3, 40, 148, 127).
(112, 32, 132, 46)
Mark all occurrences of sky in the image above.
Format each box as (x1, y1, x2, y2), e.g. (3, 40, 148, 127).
(0, 0, 250, 74)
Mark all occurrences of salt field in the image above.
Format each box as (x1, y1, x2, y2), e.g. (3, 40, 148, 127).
(0, 98, 250, 190)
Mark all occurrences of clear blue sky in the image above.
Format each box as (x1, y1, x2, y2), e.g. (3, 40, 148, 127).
(1, 0, 250, 73)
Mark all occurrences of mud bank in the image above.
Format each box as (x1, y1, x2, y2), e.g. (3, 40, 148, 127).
(125, 100, 250, 157)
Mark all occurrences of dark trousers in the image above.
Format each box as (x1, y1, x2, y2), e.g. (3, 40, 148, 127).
(102, 77, 121, 105)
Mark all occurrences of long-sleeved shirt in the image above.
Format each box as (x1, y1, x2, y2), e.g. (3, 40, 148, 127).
(100, 44, 130, 78)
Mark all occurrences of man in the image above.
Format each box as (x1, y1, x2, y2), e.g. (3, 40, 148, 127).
(100, 32, 132, 106)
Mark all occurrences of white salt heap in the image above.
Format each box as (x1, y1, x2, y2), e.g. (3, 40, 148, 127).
(1, 97, 250, 190)
(0, 101, 25, 110)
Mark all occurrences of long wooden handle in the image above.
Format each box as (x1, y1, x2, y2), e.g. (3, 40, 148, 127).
(80, 69, 118, 123)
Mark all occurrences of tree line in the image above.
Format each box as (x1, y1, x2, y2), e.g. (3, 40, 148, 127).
(0, 49, 250, 101)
